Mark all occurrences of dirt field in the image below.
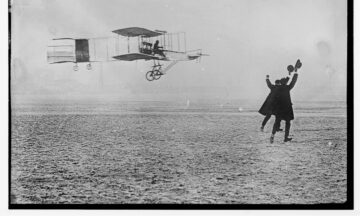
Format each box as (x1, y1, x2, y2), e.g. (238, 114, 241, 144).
(10, 100, 347, 204)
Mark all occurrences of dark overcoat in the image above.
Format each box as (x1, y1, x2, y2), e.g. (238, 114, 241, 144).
(272, 74, 298, 121)
(258, 79, 277, 116)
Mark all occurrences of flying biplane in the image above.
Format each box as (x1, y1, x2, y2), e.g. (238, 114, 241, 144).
(47, 27, 208, 81)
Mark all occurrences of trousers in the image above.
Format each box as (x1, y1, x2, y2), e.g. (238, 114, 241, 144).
(261, 114, 271, 127)
(272, 117, 291, 138)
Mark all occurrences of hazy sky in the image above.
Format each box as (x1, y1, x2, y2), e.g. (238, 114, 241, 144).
(11, 0, 347, 102)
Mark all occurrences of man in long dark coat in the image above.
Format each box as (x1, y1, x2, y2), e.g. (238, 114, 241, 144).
(259, 75, 282, 131)
(270, 72, 298, 143)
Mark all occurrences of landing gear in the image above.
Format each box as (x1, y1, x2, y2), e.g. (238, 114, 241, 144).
(146, 69, 163, 81)
(145, 61, 163, 81)
(73, 63, 92, 71)
(153, 70, 162, 80)
(73, 64, 79, 71)
(146, 71, 155, 81)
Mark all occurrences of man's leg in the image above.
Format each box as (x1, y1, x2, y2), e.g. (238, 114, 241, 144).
(270, 117, 281, 143)
(276, 121, 283, 131)
(261, 114, 271, 131)
(284, 120, 292, 142)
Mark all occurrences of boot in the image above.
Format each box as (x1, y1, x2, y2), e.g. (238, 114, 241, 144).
(284, 137, 292, 142)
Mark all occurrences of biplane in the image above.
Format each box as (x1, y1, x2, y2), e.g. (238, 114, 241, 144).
(47, 27, 208, 81)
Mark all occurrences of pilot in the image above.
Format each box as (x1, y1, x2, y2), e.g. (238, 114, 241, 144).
(153, 40, 165, 57)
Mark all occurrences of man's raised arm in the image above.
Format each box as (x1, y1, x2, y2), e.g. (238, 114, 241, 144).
(289, 73, 298, 90)
(266, 75, 274, 89)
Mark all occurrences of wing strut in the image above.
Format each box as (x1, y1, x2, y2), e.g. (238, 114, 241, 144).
(127, 37, 130, 53)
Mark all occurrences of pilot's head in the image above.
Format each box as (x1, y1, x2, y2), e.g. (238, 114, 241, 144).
(275, 80, 281, 85)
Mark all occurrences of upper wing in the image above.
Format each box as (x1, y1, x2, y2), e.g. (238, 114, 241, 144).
(112, 27, 163, 38)
(113, 53, 163, 61)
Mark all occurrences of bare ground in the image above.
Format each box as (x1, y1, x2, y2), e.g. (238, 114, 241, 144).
(10, 102, 347, 204)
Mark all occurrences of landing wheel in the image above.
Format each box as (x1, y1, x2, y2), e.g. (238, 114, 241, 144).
(73, 65, 79, 71)
(86, 63, 92, 70)
(146, 71, 155, 81)
(153, 70, 162, 80)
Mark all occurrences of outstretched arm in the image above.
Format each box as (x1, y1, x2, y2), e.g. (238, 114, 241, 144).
(266, 75, 274, 89)
(289, 73, 298, 90)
